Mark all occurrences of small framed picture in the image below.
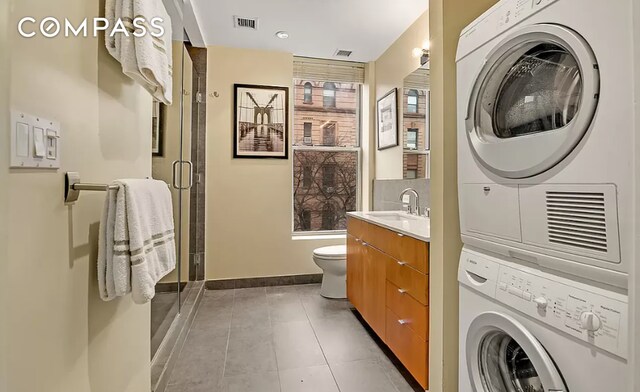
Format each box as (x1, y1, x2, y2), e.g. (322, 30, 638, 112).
(151, 100, 164, 157)
(377, 88, 399, 150)
(234, 84, 289, 159)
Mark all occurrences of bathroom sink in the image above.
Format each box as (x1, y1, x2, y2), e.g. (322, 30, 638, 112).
(363, 212, 424, 222)
(348, 211, 430, 242)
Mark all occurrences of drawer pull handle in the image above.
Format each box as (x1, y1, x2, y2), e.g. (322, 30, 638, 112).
(397, 261, 407, 266)
(397, 233, 404, 237)
(355, 238, 361, 243)
(398, 288, 407, 294)
(398, 319, 409, 325)
(362, 242, 368, 247)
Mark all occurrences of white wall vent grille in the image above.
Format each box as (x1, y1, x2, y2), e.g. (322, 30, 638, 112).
(233, 16, 259, 30)
(546, 191, 608, 253)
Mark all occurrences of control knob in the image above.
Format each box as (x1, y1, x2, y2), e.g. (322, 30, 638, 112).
(579, 312, 602, 332)
(533, 297, 548, 310)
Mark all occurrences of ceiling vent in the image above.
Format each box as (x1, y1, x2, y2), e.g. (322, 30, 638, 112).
(233, 16, 259, 30)
(334, 49, 353, 58)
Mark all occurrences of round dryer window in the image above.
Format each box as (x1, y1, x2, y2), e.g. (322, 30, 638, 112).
(467, 24, 600, 179)
(466, 312, 567, 392)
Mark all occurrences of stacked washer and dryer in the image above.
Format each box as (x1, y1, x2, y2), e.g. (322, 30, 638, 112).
(455, 0, 633, 391)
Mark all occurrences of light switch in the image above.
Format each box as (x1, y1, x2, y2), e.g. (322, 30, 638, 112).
(402, 194, 411, 203)
(46, 129, 58, 160)
(11, 110, 61, 169)
(16, 122, 29, 157)
(33, 127, 45, 158)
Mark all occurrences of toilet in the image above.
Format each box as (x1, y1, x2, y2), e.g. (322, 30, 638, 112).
(313, 245, 347, 299)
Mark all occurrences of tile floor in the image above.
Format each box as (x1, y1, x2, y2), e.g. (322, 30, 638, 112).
(165, 284, 422, 392)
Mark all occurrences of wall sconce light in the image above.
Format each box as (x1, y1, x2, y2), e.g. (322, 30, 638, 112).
(412, 41, 431, 66)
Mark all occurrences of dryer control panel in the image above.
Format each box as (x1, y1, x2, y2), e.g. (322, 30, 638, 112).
(460, 249, 628, 359)
(457, 0, 559, 61)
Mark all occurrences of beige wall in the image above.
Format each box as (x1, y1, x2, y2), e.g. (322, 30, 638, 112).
(205, 46, 343, 280)
(3, 0, 153, 391)
(428, 0, 496, 391)
(0, 0, 9, 388)
(373, 11, 430, 180)
(632, 0, 640, 389)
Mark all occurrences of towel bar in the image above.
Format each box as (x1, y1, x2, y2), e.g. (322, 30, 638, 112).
(64, 172, 167, 204)
(64, 172, 116, 203)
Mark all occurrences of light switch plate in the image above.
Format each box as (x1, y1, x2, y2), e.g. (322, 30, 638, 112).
(10, 109, 61, 169)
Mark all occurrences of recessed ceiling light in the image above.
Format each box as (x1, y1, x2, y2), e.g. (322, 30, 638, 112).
(275, 31, 289, 39)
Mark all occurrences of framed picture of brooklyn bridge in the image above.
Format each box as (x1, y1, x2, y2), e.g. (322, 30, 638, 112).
(234, 84, 289, 159)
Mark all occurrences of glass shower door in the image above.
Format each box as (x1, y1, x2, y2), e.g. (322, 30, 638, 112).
(150, 42, 192, 360)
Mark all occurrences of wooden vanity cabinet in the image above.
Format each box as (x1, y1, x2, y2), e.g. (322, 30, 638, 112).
(346, 216, 430, 390)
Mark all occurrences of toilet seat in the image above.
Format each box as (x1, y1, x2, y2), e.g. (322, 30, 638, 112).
(313, 245, 347, 260)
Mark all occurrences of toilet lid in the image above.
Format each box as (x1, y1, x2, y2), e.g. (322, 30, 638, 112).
(313, 245, 347, 259)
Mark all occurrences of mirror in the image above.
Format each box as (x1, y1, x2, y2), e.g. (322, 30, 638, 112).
(401, 65, 430, 179)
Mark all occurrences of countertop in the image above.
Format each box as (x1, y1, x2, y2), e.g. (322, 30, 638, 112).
(347, 211, 430, 242)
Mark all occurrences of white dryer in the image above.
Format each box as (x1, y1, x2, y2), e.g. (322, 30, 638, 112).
(456, 0, 635, 288)
(459, 247, 628, 392)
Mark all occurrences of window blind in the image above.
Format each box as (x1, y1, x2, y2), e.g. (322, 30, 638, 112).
(293, 57, 366, 84)
(404, 68, 430, 90)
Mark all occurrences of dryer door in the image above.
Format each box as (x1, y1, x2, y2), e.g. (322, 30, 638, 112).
(466, 24, 600, 179)
(466, 312, 567, 392)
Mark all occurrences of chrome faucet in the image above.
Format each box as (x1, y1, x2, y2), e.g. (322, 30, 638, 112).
(399, 188, 420, 215)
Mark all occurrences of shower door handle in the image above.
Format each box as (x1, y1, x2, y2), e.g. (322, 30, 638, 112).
(171, 160, 180, 189)
(171, 160, 193, 190)
(184, 160, 193, 190)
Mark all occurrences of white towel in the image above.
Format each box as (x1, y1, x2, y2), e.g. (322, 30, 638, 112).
(105, 0, 173, 105)
(98, 179, 176, 304)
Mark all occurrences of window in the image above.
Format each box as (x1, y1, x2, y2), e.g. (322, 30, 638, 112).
(321, 204, 336, 230)
(323, 164, 336, 189)
(407, 89, 419, 113)
(403, 152, 428, 180)
(406, 128, 418, 150)
(303, 166, 312, 188)
(293, 78, 361, 233)
(323, 82, 336, 108)
(303, 82, 313, 104)
(402, 87, 430, 180)
(301, 210, 312, 230)
(303, 122, 312, 145)
(322, 123, 336, 146)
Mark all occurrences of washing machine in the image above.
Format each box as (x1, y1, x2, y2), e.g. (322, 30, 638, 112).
(456, 0, 635, 288)
(459, 247, 628, 392)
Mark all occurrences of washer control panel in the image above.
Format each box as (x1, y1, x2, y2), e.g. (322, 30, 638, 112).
(496, 263, 628, 358)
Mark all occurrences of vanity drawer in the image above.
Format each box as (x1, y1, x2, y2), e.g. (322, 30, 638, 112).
(386, 309, 428, 389)
(368, 225, 428, 274)
(386, 281, 428, 338)
(347, 216, 367, 239)
(386, 257, 428, 306)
